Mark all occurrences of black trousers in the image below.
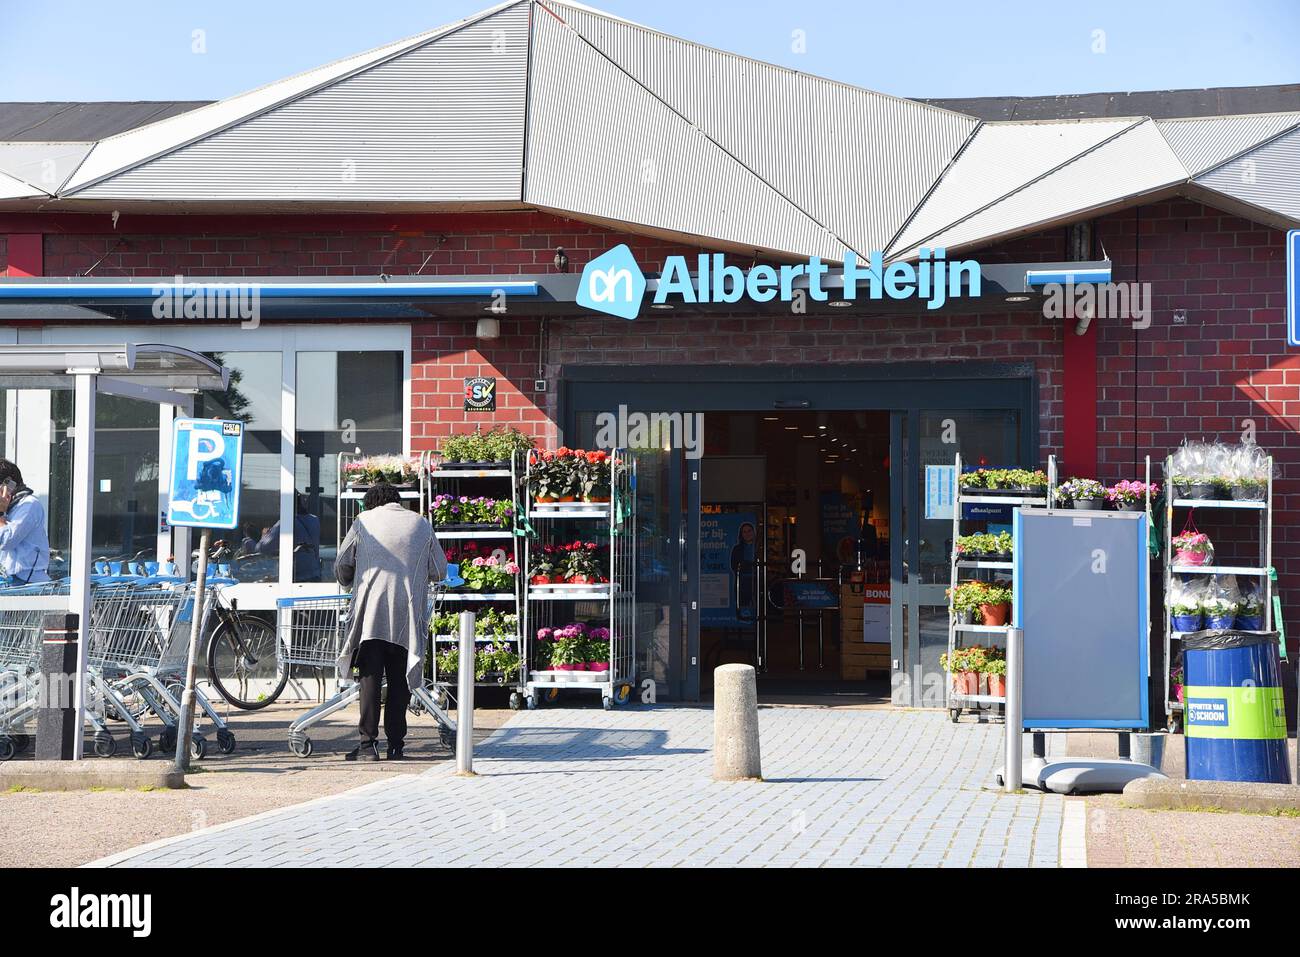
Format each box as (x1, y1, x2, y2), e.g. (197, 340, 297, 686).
(356, 639, 410, 747)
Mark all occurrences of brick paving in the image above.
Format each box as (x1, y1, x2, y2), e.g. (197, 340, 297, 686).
(94, 705, 1064, 868)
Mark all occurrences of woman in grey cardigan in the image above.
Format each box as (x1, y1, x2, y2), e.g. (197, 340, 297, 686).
(335, 482, 448, 761)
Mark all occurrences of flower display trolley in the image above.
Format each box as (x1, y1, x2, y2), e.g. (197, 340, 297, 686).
(426, 448, 528, 710)
(1161, 444, 1276, 733)
(336, 452, 426, 544)
(523, 448, 636, 710)
(945, 453, 1057, 723)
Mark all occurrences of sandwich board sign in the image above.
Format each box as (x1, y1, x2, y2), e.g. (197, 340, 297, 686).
(168, 418, 243, 529)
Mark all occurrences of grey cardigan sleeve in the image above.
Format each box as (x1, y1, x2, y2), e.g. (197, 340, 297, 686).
(428, 529, 448, 583)
(335, 522, 359, 588)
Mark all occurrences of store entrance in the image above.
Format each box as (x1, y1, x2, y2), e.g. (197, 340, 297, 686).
(698, 411, 891, 703)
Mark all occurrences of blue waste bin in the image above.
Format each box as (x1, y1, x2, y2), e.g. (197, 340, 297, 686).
(1183, 631, 1290, 783)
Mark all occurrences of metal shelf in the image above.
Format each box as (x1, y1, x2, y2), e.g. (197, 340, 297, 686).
(338, 489, 421, 501)
(1172, 498, 1265, 510)
(957, 494, 1048, 505)
(435, 529, 513, 540)
(956, 560, 1012, 570)
(1170, 564, 1267, 576)
(441, 592, 517, 602)
(427, 468, 513, 478)
(953, 622, 1013, 633)
(950, 693, 1007, 704)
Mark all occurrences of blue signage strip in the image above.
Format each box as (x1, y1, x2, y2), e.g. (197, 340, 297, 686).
(0, 280, 539, 299)
(1288, 230, 1299, 347)
(167, 418, 244, 530)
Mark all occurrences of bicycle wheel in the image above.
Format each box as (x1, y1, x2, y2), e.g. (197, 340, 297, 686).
(205, 612, 287, 710)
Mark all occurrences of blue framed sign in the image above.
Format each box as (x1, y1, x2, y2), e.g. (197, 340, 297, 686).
(1288, 229, 1299, 347)
(1013, 509, 1149, 729)
(167, 418, 243, 530)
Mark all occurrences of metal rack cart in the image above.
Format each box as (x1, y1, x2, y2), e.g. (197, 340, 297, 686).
(523, 450, 636, 710)
(336, 451, 426, 547)
(1161, 452, 1275, 733)
(426, 452, 527, 709)
(946, 453, 1056, 723)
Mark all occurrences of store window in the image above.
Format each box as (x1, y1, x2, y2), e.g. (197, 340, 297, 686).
(295, 351, 403, 581)
(195, 352, 281, 582)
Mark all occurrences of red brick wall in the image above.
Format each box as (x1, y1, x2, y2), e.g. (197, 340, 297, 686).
(0, 235, 7, 274)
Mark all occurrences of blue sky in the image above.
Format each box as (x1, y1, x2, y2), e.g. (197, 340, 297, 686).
(0, 0, 1297, 102)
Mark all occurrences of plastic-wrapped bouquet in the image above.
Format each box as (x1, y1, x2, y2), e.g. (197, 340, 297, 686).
(343, 454, 418, 487)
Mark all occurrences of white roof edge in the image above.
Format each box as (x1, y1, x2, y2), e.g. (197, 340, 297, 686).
(62, 0, 528, 196)
(0, 167, 50, 199)
(888, 116, 1157, 257)
(983, 115, 1151, 126)
(1156, 110, 1300, 124)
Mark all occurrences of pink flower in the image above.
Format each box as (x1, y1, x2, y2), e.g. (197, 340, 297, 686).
(472, 557, 487, 567)
(504, 562, 519, 575)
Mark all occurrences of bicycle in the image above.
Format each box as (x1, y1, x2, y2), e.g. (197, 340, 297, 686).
(203, 587, 286, 711)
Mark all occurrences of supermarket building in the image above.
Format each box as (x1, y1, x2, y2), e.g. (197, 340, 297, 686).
(0, 0, 1298, 704)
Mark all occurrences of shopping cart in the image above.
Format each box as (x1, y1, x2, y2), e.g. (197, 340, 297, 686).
(281, 592, 455, 757)
(0, 580, 67, 761)
(87, 580, 235, 760)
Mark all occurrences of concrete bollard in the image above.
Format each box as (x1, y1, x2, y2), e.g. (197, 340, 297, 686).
(713, 664, 761, 781)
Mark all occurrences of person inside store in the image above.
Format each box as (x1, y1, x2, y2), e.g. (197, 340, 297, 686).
(334, 482, 448, 761)
(0, 459, 50, 585)
(255, 492, 323, 582)
(730, 521, 757, 621)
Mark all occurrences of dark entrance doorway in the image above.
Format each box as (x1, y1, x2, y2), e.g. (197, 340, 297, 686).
(563, 362, 1037, 705)
(697, 411, 891, 703)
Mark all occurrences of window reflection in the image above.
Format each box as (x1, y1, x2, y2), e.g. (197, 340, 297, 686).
(295, 351, 403, 581)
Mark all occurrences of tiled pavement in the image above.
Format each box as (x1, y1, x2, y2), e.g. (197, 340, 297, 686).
(94, 706, 1065, 868)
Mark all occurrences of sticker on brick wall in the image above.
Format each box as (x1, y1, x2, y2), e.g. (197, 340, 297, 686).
(464, 376, 496, 413)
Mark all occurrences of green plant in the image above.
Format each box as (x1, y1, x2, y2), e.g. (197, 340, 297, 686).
(343, 454, 418, 486)
(439, 426, 535, 463)
(982, 658, 1007, 677)
(940, 645, 988, 673)
(1170, 601, 1201, 617)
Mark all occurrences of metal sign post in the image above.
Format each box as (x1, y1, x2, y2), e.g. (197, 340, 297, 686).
(166, 418, 243, 773)
(1004, 628, 1023, 793)
(456, 610, 476, 775)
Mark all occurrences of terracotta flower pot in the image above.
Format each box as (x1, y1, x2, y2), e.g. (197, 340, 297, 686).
(951, 671, 979, 696)
(584, 494, 611, 503)
(529, 575, 552, 585)
(559, 495, 578, 502)
(985, 674, 1006, 697)
(536, 495, 559, 504)
(979, 602, 1010, 626)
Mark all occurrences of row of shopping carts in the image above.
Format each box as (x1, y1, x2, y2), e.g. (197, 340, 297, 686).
(0, 579, 458, 761)
(0, 577, 235, 761)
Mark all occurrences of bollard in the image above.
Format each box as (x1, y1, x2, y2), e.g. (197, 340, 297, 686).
(455, 610, 475, 775)
(713, 663, 761, 781)
(1129, 732, 1166, 771)
(35, 613, 79, 760)
(1004, 628, 1023, 793)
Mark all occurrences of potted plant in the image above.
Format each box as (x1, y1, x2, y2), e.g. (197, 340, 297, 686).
(1231, 476, 1266, 502)
(548, 623, 589, 671)
(1105, 480, 1157, 511)
(991, 531, 1013, 562)
(435, 647, 459, 678)
(1202, 595, 1237, 630)
(1170, 600, 1203, 633)
(343, 454, 418, 488)
(976, 582, 1013, 626)
(439, 426, 534, 467)
(983, 657, 1007, 698)
(1173, 473, 1215, 500)
(564, 540, 605, 584)
(579, 449, 613, 503)
(585, 626, 611, 671)
(1236, 592, 1264, 630)
(1171, 530, 1212, 566)
(947, 581, 985, 624)
(458, 555, 519, 592)
(1170, 666, 1184, 703)
(1058, 477, 1105, 510)
(940, 645, 987, 696)
(958, 470, 987, 492)
(529, 545, 559, 585)
(528, 448, 581, 503)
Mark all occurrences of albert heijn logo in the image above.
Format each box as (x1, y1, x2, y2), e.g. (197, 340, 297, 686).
(577, 243, 646, 320)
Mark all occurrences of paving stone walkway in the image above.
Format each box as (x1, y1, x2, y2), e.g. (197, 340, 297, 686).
(95, 706, 1065, 867)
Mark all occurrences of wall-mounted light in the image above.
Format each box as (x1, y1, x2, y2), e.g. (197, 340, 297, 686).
(476, 316, 501, 340)
(553, 247, 569, 272)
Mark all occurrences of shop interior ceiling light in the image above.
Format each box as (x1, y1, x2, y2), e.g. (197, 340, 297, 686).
(1005, 295, 1032, 302)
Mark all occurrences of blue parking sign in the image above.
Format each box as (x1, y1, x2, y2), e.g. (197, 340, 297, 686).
(168, 418, 243, 529)
(1289, 230, 1300, 346)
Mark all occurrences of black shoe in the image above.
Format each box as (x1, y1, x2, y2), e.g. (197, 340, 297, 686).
(387, 745, 405, 760)
(346, 742, 381, 762)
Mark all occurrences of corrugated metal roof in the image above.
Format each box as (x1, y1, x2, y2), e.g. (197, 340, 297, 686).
(1195, 125, 1300, 221)
(0, 102, 212, 141)
(922, 84, 1300, 121)
(63, 2, 527, 195)
(893, 120, 1190, 258)
(1157, 112, 1300, 177)
(72, 3, 529, 202)
(0, 141, 94, 195)
(545, 0, 976, 255)
(890, 118, 1140, 256)
(526, 5, 840, 260)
